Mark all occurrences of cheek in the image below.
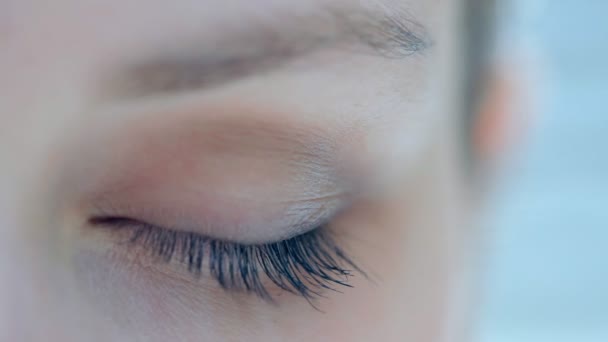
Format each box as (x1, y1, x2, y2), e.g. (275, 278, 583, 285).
(72, 250, 277, 341)
(70, 234, 389, 341)
(72, 246, 240, 341)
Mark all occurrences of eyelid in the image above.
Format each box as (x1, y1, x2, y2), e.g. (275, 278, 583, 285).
(89, 215, 365, 303)
(66, 109, 363, 243)
(87, 190, 349, 244)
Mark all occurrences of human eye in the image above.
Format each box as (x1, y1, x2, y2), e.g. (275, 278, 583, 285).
(87, 214, 364, 303)
(61, 104, 375, 311)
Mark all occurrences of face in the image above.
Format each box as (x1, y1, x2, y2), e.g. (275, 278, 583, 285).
(1, 0, 478, 341)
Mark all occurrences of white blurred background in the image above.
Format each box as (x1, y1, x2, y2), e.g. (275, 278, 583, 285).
(478, 1, 608, 341)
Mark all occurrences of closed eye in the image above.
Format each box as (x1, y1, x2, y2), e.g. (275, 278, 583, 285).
(88, 215, 365, 305)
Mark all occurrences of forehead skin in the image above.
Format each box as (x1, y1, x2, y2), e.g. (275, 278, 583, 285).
(0, 0, 469, 341)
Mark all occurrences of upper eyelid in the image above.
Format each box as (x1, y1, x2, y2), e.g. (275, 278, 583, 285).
(69, 110, 363, 243)
(87, 189, 345, 244)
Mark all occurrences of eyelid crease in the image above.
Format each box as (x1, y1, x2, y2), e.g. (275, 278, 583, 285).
(279, 192, 349, 205)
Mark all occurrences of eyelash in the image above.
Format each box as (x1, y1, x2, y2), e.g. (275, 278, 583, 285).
(89, 216, 363, 303)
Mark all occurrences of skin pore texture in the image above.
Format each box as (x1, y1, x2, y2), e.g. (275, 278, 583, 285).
(0, 0, 477, 341)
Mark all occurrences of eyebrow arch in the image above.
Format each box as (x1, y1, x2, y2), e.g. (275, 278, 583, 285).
(99, 5, 431, 101)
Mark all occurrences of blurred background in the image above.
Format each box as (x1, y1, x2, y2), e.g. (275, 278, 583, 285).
(478, 1, 608, 341)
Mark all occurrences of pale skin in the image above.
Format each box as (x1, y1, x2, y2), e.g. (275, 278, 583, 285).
(0, 0, 496, 341)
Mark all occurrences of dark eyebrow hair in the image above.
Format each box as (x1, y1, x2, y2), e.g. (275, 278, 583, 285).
(99, 5, 431, 101)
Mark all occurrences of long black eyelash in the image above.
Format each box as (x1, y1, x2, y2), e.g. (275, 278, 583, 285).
(89, 217, 364, 303)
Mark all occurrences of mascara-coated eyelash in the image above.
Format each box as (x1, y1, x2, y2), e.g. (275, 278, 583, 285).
(89, 216, 364, 302)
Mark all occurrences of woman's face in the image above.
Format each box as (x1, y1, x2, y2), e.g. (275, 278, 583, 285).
(1, 0, 477, 341)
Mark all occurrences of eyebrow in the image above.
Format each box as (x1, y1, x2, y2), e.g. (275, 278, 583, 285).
(99, 5, 431, 101)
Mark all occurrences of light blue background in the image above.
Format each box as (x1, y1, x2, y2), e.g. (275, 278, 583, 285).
(479, 1, 608, 341)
